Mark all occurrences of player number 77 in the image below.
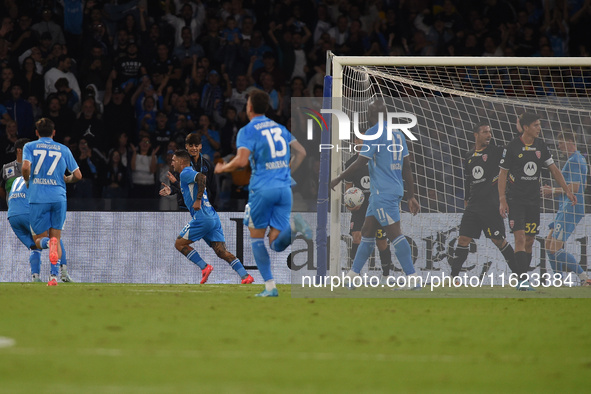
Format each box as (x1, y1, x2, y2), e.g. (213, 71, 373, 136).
(33, 149, 62, 176)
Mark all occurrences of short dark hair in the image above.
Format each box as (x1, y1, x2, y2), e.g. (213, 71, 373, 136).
(248, 89, 269, 114)
(518, 112, 540, 129)
(174, 149, 192, 164)
(15, 138, 30, 150)
(185, 133, 201, 146)
(558, 130, 576, 142)
(473, 121, 490, 134)
(35, 118, 55, 137)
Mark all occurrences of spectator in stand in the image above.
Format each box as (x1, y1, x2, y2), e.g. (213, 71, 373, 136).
(16, 56, 44, 101)
(249, 51, 286, 93)
(0, 119, 18, 165)
(0, 67, 15, 103)
(44, 55, 81, 100)
(44, 95, 75, 144)
(54, 77, 80, 112)
(162, 0, 206, 48)
(10, 13, 35, 57)
(4, 82, 33, 138)
(200, 70, 224, 118)
(113, 42, 147, 94)
(225, 74, 249, 116)
(194, 114, 220, 162)
(173, 27, 204, 77)
(72, 137, 105, 202)
(79, 45, 112, 95)
(130, 136, 158, 202)
(71, 97, 106, 154)
(31, 7, 66, 47)
(102, 149, 129, 203)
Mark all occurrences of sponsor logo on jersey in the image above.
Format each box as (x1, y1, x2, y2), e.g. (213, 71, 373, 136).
(5, 166, 14, 177)
(472, 166, 484, 180)
(524, 161, 537, 176)
(360, 176, 370, 190)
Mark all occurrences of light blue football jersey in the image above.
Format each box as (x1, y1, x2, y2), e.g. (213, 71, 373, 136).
(359, 122, 409, 197)
(22, 137, 78, 203)
(7, 176, 29, 218)
(236, 115, 294, 191)
(559, 151, 587, 215)
(179, 166, 217, 219)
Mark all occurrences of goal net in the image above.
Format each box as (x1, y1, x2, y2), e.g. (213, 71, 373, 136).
(326, 55, 591, 285)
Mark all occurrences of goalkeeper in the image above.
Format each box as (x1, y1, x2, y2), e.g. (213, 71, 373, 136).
(449, 123, 519, 280)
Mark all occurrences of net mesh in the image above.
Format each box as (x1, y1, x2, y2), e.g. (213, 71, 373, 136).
(334, 61, 591, 282)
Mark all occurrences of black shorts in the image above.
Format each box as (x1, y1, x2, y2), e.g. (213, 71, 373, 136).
(507, 200, 540, 235)
(459, 207, 506, 240)
(350, 209, 387, 240)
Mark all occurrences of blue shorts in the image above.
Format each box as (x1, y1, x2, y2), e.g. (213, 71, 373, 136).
(549, 211, 583, 242)
(366, 194, 402, 227)
(245, 187, 292, 230)
(29, 202, 67, 235)
(179, 216, 226, 245)
(8, 214, 35, 249)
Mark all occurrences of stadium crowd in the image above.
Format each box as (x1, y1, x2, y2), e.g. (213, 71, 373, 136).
(1, 0, 591, 211)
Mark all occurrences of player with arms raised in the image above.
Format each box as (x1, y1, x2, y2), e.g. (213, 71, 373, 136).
(498, 113, 576, 290)
(449, 123, 518, 280)
(330, 100, 420, 288)
(215, 89, 309, 297)
(543, 131, 590, 286)
(22, 118, 82, 286)
(173, 150, 254, 284)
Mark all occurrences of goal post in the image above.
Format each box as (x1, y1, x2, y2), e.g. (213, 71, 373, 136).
(324, 53, 591, 282)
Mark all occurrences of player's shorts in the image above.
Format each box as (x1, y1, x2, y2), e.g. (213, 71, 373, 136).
(507, 200, 540, 235)
(245, 187, 292, 230)
(29, 202, 67, 235)
(548, 210, 584, 242)
(366, 193, 402, 227)
(179, 216, 225, 245)
(459, 208, 505, 240)
(8, 214, 35, 249)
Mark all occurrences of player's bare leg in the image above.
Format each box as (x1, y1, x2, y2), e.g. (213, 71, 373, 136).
(210, 241, 253, 284)
(249, 227, 278, 297)
(175, 237, 213, 284)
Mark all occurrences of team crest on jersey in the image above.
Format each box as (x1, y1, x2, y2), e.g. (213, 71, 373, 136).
(509, 220, 514, 229)
(482, 154, 487, 162)
(535, 151, 541, 159)
(5, 166, 14, 177)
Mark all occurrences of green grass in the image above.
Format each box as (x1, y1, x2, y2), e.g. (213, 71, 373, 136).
(0, 283, 590, 393)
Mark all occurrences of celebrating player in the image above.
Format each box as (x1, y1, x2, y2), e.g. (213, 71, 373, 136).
(449, 123, 518, 281)
(343, 135, 393, 281)
(22, 118, 81, 286)
(498, 113, 576, 290)
(330, 100, 421, 288)
(543, 131, 590, 286)
(173, 150, 254, 284)
(214, 89, 310, 297)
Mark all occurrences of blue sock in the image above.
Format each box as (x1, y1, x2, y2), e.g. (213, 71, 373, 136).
(50, 260, 59, 276)
(229, 259, 248, 278)
(547, 252, 557, 272)
(351, 237, 375, 274)
(40, 237, 50, 249)
(59, 240, 67, 266)
(555, 249, 583, 274)
(29, 250, 41, 275)
(186, 249, 207, 269)
(392, 235, 415, 275)
(270, 226, 293, 252)
(251, 237, 273, 281)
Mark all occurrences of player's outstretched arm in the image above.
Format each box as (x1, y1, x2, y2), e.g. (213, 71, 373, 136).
(498, 168, 509, 218)
(402, 156, 420, 215)
(548, 164, 577, 205)
(289, 140, 306, 173)
(330, 156, 370, 190)
(65, 169, 82, 184)
(215, 147, 250, 174)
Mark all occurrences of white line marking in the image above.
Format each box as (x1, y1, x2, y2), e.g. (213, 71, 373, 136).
(0, 337, 16, 348)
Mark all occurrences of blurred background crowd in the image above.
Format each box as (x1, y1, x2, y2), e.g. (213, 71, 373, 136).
(0, 0, 590, 211)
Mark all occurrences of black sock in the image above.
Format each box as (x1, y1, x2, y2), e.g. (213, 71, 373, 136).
(450, 245, 469, 277)
(350, 242, 359, 268)
(526, 252, 532, 270)
(515, 251, 528, 276)
(500, 243, 519, 273)
(379, 246, 392, 276)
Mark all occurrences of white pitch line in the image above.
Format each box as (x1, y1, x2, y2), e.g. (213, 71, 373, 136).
(0, 337, 15, 348)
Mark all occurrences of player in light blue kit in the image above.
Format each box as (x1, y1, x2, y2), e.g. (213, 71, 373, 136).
(22, 118, 81, 286)
(543, 131, 590, 286)
(330, 100, 421, 289)
(215, 89, 309, 297)
(173, 150, 254, 284)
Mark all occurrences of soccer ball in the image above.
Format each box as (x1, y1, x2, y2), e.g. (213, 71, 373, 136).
(343, 187, 365, 209)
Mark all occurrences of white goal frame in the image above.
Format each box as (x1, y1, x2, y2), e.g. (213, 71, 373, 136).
(327, 54, 591, 277)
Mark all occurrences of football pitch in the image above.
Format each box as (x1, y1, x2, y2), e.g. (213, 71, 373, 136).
(0, 283, 589, 393)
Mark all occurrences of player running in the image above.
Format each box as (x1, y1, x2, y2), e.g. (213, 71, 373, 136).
(449, 122, 518, 282)
(498, 113, 576, 290)
(173, 149, 254, 284)
(22, 118, 81, 286)
(214, 89, 309, 297)
(330, 100, 421, 289)
(543, 131, 590, 286)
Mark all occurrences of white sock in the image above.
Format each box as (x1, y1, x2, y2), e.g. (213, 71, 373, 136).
(578, 272, 589, 281)
(265, 279, 276, 292)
